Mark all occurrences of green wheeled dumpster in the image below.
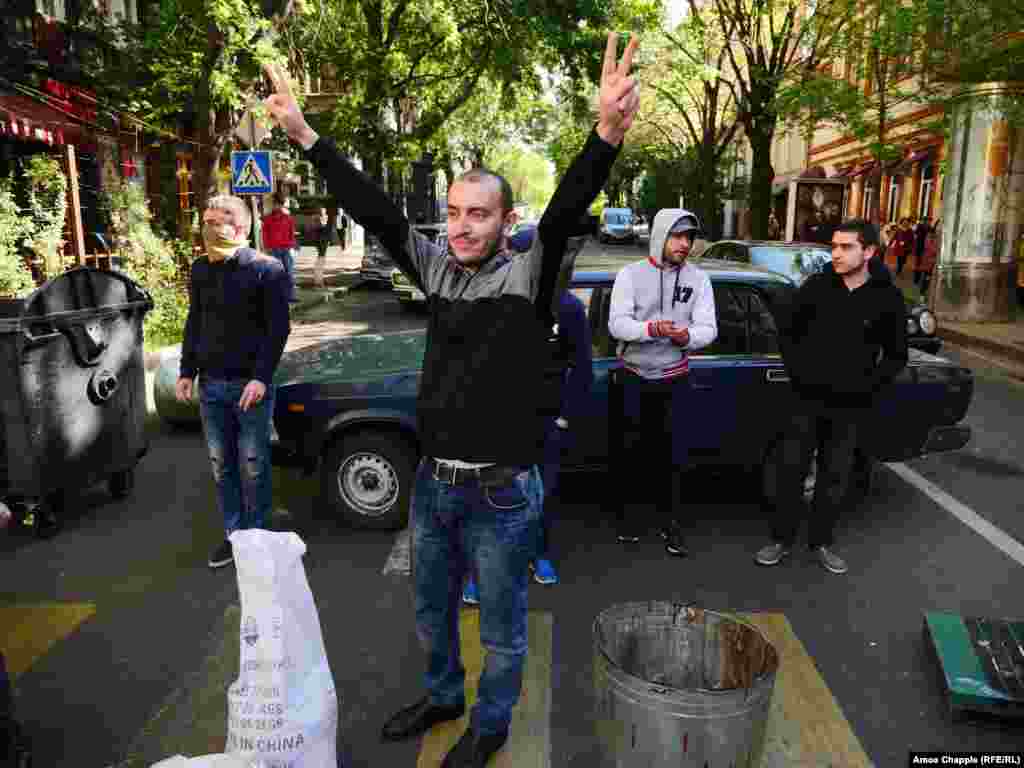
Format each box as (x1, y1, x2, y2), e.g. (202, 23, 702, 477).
(0, 267, 153, 536)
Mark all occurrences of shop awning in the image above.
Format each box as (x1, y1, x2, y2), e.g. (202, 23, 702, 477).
(892, 145, 937, 175)
(850, 161, 877, 178)
(0, 92, 85, 147)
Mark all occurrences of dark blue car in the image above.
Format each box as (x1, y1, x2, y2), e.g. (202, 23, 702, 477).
(267, 259, 973, 530)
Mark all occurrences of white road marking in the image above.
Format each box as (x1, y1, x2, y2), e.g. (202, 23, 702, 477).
(887, 461, 1024, 567)
(382, 527, 411, 576)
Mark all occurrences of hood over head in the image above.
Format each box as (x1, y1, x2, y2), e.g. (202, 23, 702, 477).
(649, 208, 702, 266)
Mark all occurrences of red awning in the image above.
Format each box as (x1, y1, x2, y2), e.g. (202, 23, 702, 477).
(851, 161, 877, 178)
(0, 92, 85, 147)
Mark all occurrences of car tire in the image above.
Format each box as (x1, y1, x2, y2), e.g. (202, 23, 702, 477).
(109, 468, 135, 500)
(321, 429, 416, 530)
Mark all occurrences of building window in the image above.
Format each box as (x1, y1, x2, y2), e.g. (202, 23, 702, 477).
(887, 177, 901, 223)
(863, 185, 875, 220)
(919, 164, 935, 220)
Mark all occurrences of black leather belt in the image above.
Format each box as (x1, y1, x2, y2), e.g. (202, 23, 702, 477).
(430, 459, 530, 488)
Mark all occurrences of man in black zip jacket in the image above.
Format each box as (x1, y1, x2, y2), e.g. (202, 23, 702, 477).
(755, 219, 907, 576)
(176, 195, 291, 571)
(263, 33, 640, 768)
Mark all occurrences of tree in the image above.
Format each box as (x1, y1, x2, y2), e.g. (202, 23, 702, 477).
(292, 0, 657, 191)
(488, 145, 555, 213)
(691, 0, 857, 238)
(638, 16, 741, 239)
(78, 0, 298, 235)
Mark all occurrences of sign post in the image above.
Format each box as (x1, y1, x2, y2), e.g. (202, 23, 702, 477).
(231, 144, 274, 250)
(233, 106, 273, 248)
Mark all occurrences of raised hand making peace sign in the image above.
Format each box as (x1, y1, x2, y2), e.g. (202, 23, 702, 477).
(262, 62, 318, 149)
(596, 31, 641, 147)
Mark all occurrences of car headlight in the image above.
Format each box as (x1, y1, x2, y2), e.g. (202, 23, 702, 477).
(918, 310, 937, 335)
(907, 317, 919, 334)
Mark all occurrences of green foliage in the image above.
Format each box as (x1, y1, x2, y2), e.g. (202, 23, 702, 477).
(295, 0, 662, 180)
(0, 176, 36, 298)
(487, 145, 556, 213)
(23, 155, 68, 281)
(104, 179, 191, 349)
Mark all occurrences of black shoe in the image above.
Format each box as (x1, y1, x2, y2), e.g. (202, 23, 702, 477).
(664, 523, 689, 557)
(441, 727, 509, 768)
(381, 696, 465, 742)
(208, 540, 233, 569)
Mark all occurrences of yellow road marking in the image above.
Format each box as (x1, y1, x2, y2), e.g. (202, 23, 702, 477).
(415, 611, 869, 767)
(0, 602, 96, 679)
(417, 609, 552, 768)
(745, 612, 874, 767)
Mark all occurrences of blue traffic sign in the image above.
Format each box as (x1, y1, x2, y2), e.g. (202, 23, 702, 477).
(231, 150, 273, 195)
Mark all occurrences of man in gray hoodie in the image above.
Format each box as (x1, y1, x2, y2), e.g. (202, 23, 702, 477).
(607, 209, 717, 555)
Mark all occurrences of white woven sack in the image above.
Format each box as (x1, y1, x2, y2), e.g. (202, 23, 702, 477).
(226, 530, 338, 768)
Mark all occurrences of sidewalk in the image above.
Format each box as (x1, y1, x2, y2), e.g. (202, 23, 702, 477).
(891, 271, 1024, 377)
(292, 242, 364, 288)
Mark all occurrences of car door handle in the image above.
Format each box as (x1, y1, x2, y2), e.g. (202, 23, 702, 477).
(766, 369, 789, 383)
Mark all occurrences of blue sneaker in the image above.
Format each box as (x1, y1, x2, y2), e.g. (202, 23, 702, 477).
(533, 559, 558, 585)
(462, 577, 479, 606)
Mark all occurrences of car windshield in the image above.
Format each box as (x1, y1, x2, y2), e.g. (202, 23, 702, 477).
(749, 245, 831, 284)
(606, 212, 632, 225)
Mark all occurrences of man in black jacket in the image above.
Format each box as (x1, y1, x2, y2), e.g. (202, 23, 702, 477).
(175, 195, 291, 570)
(756, 219, 907, 575)
(263, 31, 639, 768)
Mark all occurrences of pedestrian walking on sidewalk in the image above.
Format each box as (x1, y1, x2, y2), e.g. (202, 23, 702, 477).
(263, 30, 641, 768)
(175, 195, 291, 570)
(313, 206, 336, 288)
(917, 222, 939, 298)
(607, 209, 718, 557)
(336, 208, 349, 251)
(261, 193, 299, 301)
(755, 219, 906, 576)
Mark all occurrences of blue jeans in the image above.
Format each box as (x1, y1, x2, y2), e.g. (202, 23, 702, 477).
(539, 421, 568, 564)
(198, 378, 276, 536)
(270, 247, 296, 300)
(411, 459, 544, 736)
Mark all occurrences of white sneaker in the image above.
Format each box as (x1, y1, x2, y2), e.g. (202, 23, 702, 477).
(816, 546, 848, 575)
(754, 542, 791, 566)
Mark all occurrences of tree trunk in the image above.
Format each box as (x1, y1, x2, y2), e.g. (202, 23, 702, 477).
(746, 123, 776, 240)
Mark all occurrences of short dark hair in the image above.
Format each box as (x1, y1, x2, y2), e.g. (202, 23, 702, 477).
(455, 168, 514, 213)
(274, 192, 286, 207)
(833, 218, 880, 249)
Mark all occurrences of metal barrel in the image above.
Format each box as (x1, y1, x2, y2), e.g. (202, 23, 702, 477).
(594, 601, 779, 768)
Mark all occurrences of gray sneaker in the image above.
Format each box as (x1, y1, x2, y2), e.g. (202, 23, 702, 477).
(754, 542, 791, 566)
(816, 546, 848, 574)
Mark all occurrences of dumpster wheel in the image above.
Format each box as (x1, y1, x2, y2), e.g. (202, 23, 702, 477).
(109, 468, 135, 500)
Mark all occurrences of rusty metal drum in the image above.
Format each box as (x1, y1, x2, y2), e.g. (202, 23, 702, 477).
(594, 602, 779, 767)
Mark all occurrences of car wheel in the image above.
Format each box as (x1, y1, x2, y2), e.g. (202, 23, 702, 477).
(109, 468, 135, 499)
(322, 429, 416, 530)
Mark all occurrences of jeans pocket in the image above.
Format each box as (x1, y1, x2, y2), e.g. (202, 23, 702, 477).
(483, 474, 530, 511)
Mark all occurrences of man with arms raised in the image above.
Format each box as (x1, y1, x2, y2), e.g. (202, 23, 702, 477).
(264, 32, 639, 767)
(756, 219, 906, 575)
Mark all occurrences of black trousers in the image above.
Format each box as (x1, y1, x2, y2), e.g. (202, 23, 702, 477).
(607, 368, 687, 534)
(770, 399, 861, 549)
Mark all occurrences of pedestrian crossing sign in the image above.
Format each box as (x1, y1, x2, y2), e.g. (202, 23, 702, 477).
(231, 150, 273, 195)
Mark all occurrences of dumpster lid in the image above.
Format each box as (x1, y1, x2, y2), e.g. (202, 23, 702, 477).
(0, 267, 153, 333)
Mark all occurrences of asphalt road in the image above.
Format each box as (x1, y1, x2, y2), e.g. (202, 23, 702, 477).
(3, 239, 1024, 767)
